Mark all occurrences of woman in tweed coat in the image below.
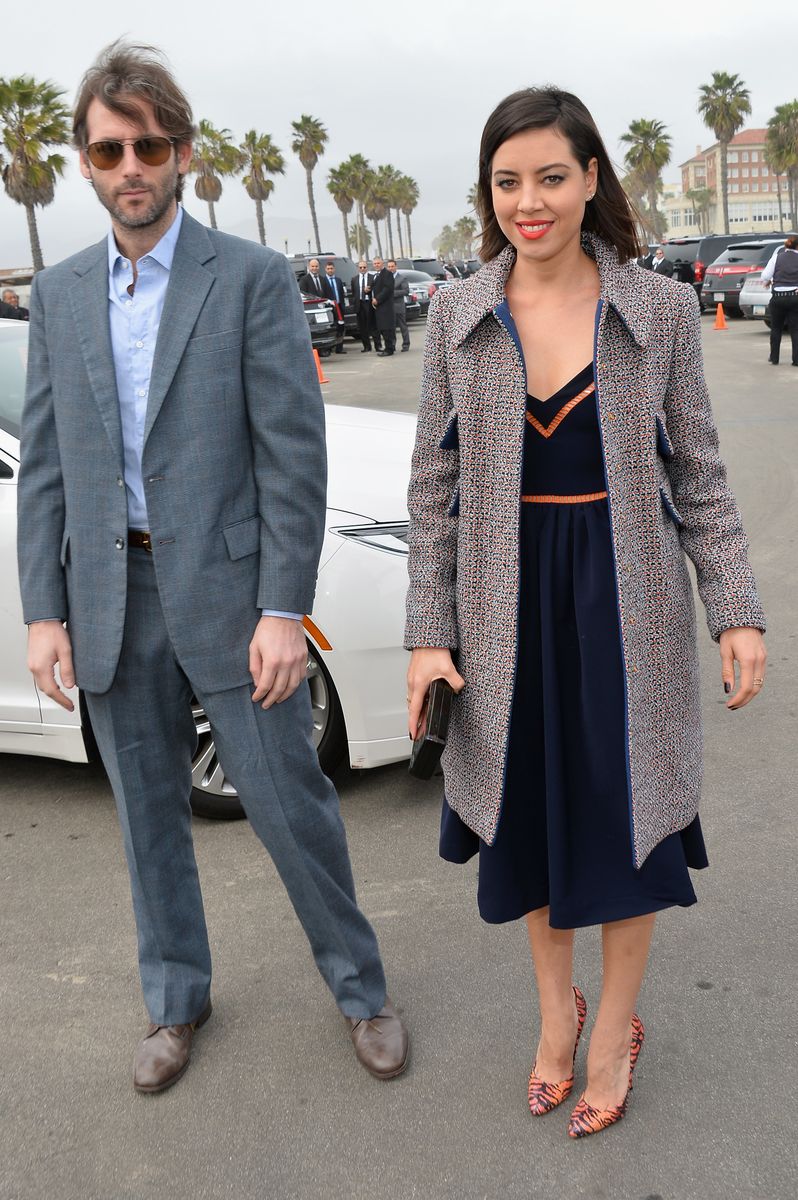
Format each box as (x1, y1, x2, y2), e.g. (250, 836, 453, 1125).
(405, 89, 766, 1137)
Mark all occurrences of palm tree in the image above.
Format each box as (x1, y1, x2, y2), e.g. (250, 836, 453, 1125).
(239, 130, 284, 246)
(766, 102, 798, 232)
(453, 216, 478, 259)
(373, 164, 402, 258)
(340, 153, 371, 257)
(620, 119, 672, 241)
(466, 183, 478, 209)
(348, 221, 371, 256)
(191, 119, 244, 230)
(697, 72, 752, 234)
(363, 171, 386, 258)
(327, 163, 355, 258)
(685, 187, 715, 235)
(0, 75, 70, 273)
(399, 175, 419, 258)
(290, 114, 328, 254)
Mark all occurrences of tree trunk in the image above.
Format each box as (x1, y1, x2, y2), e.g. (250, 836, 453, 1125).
(306, 167, 321, 254)
(719, 140, 729, 235)
(25, 204, 45, 273)
(395, 209, 405, 258)
(647, 184, 659, 239)
(372, 219, 383, 258)
(255, 197, 266, 246)
(386, 214, 394, 259)
(207, 199, 218, 230)
(406, 213, 413, 258)
(775, 174, 784, 232)
(341, 211, 351, 260)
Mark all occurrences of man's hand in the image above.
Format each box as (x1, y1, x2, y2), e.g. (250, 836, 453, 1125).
(249, 616, 308, 709)
(27, 620, 75, 712)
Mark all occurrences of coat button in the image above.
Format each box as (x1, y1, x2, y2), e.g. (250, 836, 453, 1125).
(115, 537, 124, 550)
(607, 413, 616, 421)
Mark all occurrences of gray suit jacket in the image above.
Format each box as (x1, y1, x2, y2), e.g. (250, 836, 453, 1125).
(17, 211, 327, 695)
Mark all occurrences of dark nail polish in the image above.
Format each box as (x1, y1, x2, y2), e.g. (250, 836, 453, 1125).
(724, 682, 731, 694)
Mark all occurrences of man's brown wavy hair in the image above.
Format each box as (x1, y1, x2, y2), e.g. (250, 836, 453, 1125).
(476, 87, 644, 264)
(73, 40, 196, 202)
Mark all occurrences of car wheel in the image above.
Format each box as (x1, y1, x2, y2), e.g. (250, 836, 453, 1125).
(189, 642, 346, 820)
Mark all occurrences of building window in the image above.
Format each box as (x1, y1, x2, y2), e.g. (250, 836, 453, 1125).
(762, 166, 769, 177)
(742, 183, 749, 193)
(728, 151, 739, 162)
(730, 184, 739, 193)
(752, 183, 759, 192)
(742, 151, 749, 162)
(730, 168, 739, 178)
(751, 167, 759, 177)
(751, 151, 759, 162)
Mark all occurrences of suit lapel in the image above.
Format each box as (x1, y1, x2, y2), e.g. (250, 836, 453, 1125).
(69, 243, 124, 468)
(144, 215, 216, 444)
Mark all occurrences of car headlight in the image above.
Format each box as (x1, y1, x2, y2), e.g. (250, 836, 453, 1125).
(331, 522, 409, 556)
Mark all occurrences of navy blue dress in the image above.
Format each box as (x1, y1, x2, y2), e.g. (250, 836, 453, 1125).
(439, 361, 708, 928)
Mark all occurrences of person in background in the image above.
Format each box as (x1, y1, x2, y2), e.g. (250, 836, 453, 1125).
(405, 85, 765, 1139)
(387, 259, 410, 352)
(371, 256, 395, 356)
(761, 235, 798, 367)
(322, 260, 347, 353)
(350, 260, 376, 352)
(18, 38, 409, 1097)
(1, 288, 29, 319)
(649, 247, 673, 276)
(298, 258, 324, 296)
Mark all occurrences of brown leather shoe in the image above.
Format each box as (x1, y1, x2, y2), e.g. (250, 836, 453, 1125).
(133, 998, 212, 1094)
(347, 998, 409, 1080)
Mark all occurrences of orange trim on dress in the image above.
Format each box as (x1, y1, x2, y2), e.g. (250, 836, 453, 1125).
(522, 491, 607, 504)
(526, 381, 596, 438)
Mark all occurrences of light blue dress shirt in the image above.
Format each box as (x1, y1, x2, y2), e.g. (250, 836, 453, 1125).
(107, 208, 301, 623)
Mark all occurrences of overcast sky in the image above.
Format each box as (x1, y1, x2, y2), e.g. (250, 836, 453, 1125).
(2, 0, 796, 268)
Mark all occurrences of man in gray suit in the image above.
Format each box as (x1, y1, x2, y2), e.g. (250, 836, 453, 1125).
(17, 40, 408, 1094)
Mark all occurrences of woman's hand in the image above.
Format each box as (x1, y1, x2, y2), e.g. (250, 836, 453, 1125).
(407, 648, 465, 739)
(719, 627, 767, 710)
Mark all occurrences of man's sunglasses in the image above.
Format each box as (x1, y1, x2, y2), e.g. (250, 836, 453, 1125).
(85, 136, 176, 171)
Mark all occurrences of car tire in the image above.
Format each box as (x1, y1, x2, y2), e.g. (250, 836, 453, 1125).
(189, 641, 347, 820)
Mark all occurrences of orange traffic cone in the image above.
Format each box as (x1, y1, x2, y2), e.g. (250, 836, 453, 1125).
(313, 348, 330, 383)
(714, 302, 727, 330)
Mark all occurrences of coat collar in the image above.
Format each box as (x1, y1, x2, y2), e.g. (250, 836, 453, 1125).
(448, 233, 650, 349)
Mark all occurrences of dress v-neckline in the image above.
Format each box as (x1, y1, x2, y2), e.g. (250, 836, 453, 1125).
(527, 363, 594, 406)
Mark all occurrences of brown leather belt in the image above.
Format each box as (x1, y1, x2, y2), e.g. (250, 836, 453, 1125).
(128, 529, 152, 552)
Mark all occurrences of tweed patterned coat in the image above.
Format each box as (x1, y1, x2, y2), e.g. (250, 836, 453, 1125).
(404, 234, 765, 868)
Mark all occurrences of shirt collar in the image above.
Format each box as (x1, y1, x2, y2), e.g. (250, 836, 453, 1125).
(106, 205, 184, 276)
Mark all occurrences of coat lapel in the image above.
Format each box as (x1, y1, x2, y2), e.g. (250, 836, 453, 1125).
(143, 214, 216, 444)
(69, 242, 124, 468)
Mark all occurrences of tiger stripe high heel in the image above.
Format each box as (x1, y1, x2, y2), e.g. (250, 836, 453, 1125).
(567, 1013, 645, 1138)
(528, 985, 587, 1116)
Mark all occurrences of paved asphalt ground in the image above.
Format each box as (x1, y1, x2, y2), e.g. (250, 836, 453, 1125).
(2, 312, 797, 1200)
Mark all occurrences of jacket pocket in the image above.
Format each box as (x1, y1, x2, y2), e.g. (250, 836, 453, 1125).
(222, 515, 260, 560)
(659, 487, 683, 527)
(439, 412, 459, 450)
(655, 412, 675, 460)
(59, 529, 70, 566)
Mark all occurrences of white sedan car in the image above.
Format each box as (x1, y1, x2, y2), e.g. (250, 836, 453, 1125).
(0, 318, 415, 817)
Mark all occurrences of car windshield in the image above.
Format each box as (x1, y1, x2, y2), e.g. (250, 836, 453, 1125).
(714, 244, 781, 266)
(0, 324, 28, 438)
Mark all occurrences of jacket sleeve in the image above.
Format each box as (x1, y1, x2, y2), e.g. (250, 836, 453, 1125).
(404, 292, 459, 649)
(242, 251, 327, 614)
(16, 274, 68, 623)
(664, 286, 765, 640)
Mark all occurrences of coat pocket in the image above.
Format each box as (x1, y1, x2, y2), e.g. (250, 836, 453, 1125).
(222, 515, 260, 560)
(655, 412, 675, 460)
(659, 487, 683, 527)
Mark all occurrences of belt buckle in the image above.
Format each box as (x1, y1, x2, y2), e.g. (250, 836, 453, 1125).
(141, 532, 152, 553)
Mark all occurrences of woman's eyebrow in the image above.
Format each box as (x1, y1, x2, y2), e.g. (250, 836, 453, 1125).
(493, 162, 572, 177)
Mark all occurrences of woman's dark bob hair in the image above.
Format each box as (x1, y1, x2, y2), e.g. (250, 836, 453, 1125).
(476, 87, 644, 264)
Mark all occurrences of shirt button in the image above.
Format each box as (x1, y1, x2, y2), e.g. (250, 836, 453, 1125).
(125, 299, 133, 307)
(117, 476, 124, 487)
(138, 389, 146, 398)
(136, 340, 144, 348)
(115, 537, 125, 550)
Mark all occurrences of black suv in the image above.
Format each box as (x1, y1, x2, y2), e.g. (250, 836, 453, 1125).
(702, 239, 787, 315)
(661, 235, 751, 301)
(286, 253, 359, 337)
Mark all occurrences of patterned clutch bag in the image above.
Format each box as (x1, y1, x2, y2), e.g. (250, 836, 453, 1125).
(408, 678, 455, 780)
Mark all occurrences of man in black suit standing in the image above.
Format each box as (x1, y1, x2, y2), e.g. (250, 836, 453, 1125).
(649, 247, 674, 277)
(321, 260, 347, 354)
(371, 257, 395, 356)
(387, 260, 410, 352)
(298, 258, 325, 296)
(351, 260, 376, 352)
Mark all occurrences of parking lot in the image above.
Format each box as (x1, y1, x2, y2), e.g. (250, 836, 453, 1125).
(2, 314, 796, 1200)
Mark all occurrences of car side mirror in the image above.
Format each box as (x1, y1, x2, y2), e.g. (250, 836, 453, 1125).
(0, 458, 14, 480)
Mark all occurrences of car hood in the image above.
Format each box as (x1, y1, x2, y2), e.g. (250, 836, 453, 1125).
(324, 405, 416, 521)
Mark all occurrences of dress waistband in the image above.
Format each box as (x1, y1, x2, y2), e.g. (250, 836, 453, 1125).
(521, 491, 608, 504)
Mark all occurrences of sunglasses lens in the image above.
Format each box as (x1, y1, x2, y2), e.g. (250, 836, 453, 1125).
(88, 141, 123, 169)
(135, 137, 172, 165)
(86, 137, 173, 170)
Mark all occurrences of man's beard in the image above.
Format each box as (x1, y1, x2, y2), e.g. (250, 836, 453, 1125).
(93, 166, 178, 230)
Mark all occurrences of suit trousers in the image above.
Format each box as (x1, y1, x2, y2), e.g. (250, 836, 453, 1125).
(355, 302, 373, 349)
(394, 303, 410, 349)
(769, 292, 798, 365)
(84, 549, 387, 1026)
